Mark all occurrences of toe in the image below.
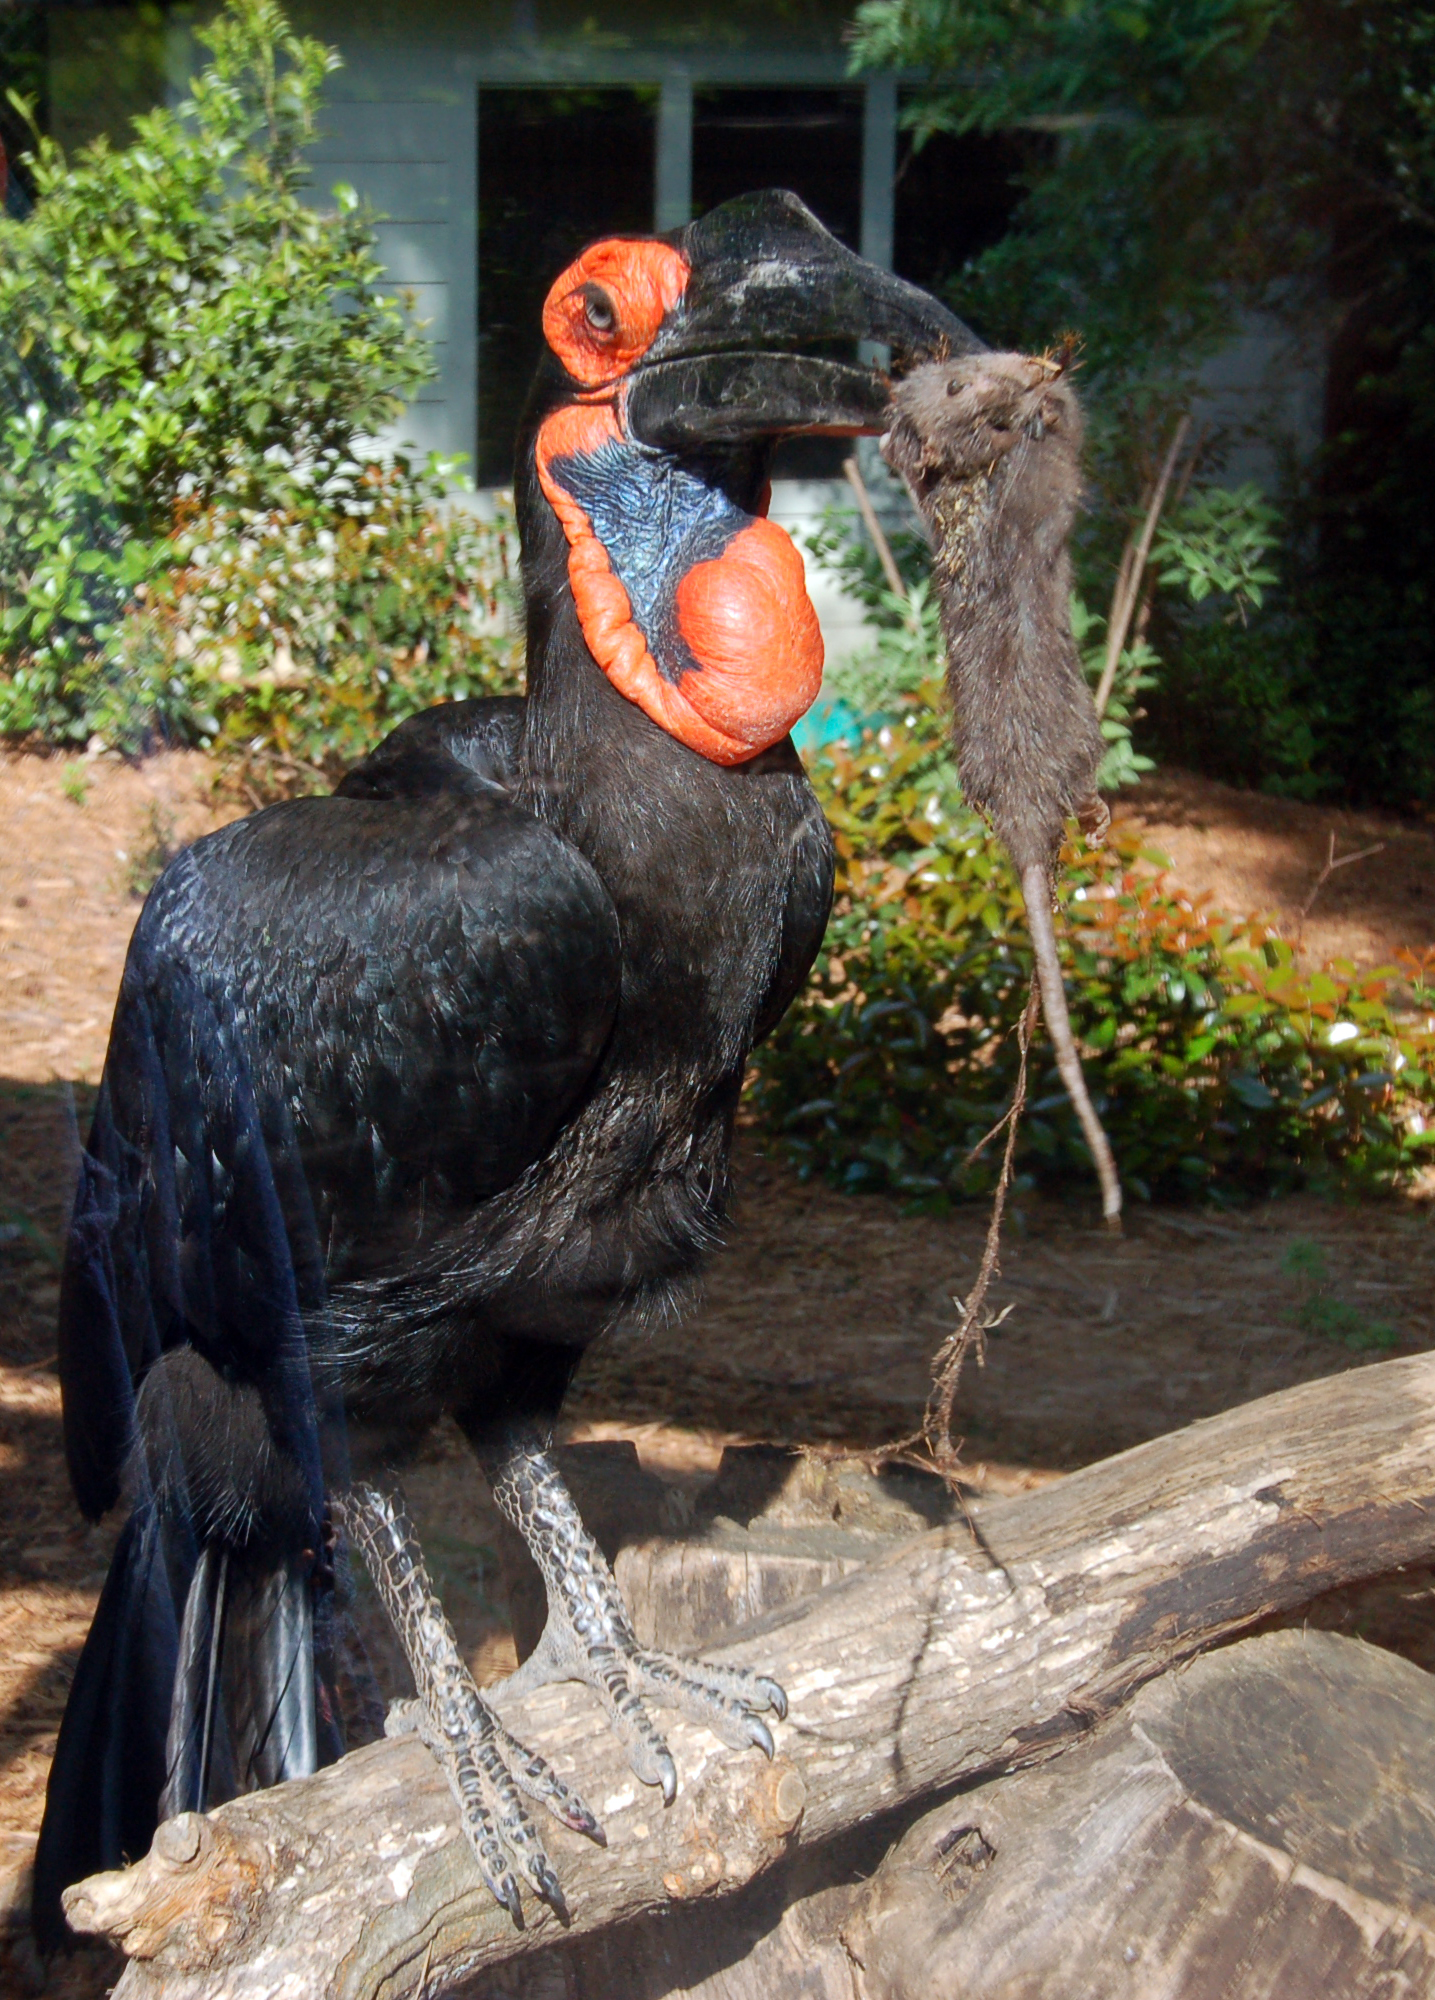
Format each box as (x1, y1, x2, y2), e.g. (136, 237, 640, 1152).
(624, 1732, 678, 1802)
(755, 1677, 788, 1721)
(489, 1712, 606, 1844)
(630, 1650, 788, 1756)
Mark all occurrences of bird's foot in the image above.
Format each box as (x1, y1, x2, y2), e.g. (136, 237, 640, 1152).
(486, 1439, 786, 1803)
(332, 1485, 603, 1921)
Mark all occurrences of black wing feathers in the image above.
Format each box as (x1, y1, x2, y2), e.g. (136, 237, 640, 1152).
(58, 701, 622, 1516)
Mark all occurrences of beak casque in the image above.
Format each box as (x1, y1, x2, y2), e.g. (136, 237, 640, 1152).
(626, 190, 983, 452)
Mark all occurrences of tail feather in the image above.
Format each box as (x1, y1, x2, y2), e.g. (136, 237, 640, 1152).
(31, 1506, 184, 1951)
(221, 1555, 321, 1793)
(158, 1540, 228, 1820)
(33, 1517, 353, 1952)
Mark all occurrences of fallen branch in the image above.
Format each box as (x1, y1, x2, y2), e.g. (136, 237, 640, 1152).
(68, 1350, 1435, 1998)
(1298, 828, 1387, 935)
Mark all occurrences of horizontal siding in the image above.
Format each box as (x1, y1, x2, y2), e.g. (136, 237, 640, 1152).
(321, 160, 453, 220)
(372, 220, 451, 285)
(304, 95, 472, 451)
(308, 99, 467, 164)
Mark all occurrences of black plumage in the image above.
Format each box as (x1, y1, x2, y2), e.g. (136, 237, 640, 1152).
(34, 192, 968, 1939)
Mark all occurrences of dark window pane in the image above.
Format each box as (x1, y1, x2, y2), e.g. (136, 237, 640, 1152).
(478, 87, 656, 485)
(691, 86, 863, 248)
(892, 114, 1043, 317)
(0, 3, 48, 211)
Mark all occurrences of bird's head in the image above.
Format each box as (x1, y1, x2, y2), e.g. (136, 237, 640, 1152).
(517, 190, 977, 766)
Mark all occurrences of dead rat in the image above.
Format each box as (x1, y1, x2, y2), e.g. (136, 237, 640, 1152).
(881, 350, 1121, 1228)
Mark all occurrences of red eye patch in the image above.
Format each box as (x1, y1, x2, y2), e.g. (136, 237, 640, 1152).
(542, 239, 690, 389)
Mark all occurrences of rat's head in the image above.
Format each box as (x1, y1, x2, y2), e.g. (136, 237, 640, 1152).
(881, 352, 1082, 499)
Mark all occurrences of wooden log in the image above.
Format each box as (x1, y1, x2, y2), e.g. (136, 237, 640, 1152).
(841, 1626, 1435, 1999)
(526, 1628, 1435, 1999)
(64, 1350, 1435, 1999)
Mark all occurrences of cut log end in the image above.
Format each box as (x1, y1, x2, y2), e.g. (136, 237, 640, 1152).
(62, 1810, 270, 1971)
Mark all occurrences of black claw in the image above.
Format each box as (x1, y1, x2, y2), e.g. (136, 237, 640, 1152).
(535, 1863, 570, 1924)
(501, 1873, 525, 1926)
(759, 1678, 788, 1721)
(562, 1799, 607, 1845)
(746, 1714, 775, 1759)
(657, 1752, 678, 1807)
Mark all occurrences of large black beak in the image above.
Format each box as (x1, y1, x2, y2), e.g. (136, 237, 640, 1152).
(626, 190, 981, 453)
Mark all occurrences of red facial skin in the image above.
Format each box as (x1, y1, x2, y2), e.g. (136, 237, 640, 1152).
(538, 241, 824, 766)
(542, 240, 690, 391)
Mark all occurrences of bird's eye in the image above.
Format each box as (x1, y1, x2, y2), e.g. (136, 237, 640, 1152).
(583, 288, 617, 334)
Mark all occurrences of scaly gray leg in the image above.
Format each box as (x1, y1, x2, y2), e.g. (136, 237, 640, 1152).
(482, 1429, 786, 1804)
(331, 1485, 602, 1920)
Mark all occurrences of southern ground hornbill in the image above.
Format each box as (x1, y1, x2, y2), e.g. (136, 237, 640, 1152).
(33, 191, 975, 1940)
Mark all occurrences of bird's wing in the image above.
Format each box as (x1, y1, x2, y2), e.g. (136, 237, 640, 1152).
(59, 757, 621, 1518)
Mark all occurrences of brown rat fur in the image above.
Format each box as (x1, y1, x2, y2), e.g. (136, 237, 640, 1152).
(881, 351, 1105, 880)
(881, 352, 1121, 1226)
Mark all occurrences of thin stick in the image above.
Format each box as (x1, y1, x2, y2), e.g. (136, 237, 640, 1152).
(923, 975, 1041, 1470)
(843, 454, 908, 605)
(1023, 861, 1123, 1231)
(1297, 831, 1386, 936)
(1094, 415, 1191, 719)
(1131, 423, 1207, 648)
(844, 978, 1039, 1488)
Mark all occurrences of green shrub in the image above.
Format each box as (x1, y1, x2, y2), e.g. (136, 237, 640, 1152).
(0, 0, 434, 745)
(808, 479, 1281, 795)
(748, 690, 1435, 1207)
(114, 457, 523, 791)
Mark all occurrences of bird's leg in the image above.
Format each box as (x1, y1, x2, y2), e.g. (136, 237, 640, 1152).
(330, 1484, 602, 1920)
(478, 1425, 786, 1804)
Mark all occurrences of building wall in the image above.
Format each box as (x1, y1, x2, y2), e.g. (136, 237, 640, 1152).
(305, 77, 477, 466)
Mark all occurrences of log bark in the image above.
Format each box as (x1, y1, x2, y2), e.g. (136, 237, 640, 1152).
(65, 1350, 1435, 1999)
(839, 1626, 1435, 2000)
(535, 1628, 1435, 1999)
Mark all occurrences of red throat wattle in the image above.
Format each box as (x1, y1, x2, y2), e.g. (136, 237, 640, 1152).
(538, 242, 824, 766)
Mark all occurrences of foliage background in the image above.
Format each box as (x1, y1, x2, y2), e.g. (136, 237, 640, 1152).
(752, 689, 1435, 1209)
(0, 0, 518, 768)
(849, 0, 1435, 810)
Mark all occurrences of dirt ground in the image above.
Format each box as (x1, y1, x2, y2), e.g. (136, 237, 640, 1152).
(1118, 767, 1435, 969)
(2, 746, 1434, 1987)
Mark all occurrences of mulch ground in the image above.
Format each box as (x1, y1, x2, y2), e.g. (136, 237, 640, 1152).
(2, 745, 1434, 1992)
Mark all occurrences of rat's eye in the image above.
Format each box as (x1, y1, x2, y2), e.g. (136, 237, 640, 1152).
(583, 287, 617, 334)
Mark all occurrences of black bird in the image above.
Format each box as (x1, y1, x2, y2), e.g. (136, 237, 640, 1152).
(34, 192, 973, 1939)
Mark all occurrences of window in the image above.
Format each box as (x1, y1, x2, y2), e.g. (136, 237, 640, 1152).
(892, 115, 1045, 329)
(691, 87, 863, 248)
(477, 87, 657, 485)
